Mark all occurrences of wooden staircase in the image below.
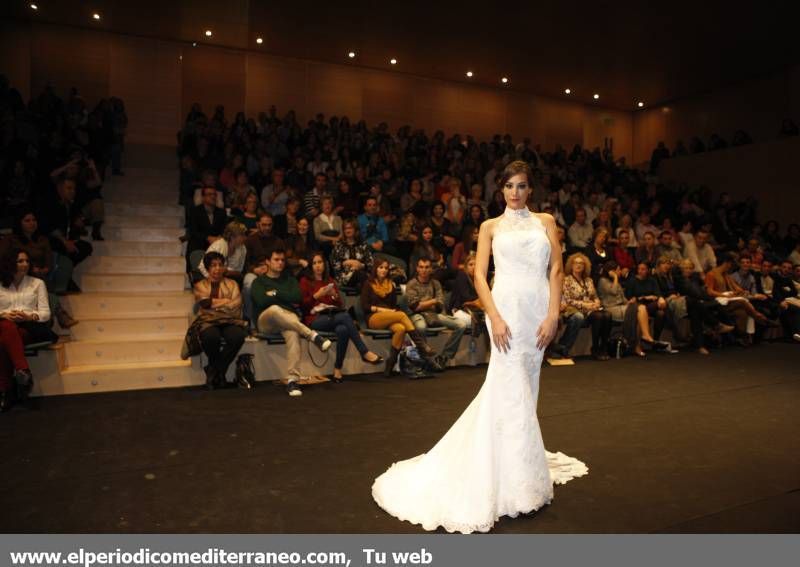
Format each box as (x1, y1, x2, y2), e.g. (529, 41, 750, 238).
(34, 158, 202, 395)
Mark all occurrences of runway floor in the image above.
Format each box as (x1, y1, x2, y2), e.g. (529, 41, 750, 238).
(2, 342, 799, 533)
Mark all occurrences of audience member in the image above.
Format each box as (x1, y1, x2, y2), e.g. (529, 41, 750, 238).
(197, 221, 248, 284)
(676, 258, 735, 354)
(252, 248, 332, 397)
(190, 252, 248, 390)
(0, 248, 58, 410)
(405, 257, 468, 369)
(187, 187, 227, 261)
(361, 259, 435, 376)
(625, 262, 669, 347)
(556, 253, 612, 360)
(299, 252, 382, 382)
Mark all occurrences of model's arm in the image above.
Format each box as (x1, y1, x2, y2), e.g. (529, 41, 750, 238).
(538, 214, 562, 349)
(474, 219, 511, 353)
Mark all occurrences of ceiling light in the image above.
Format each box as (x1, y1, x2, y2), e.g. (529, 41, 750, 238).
(564, 88, 571, 94)
(256, 37, 263, 44)
(205, 30, 212, 37)
(348, 51, 356, 58)
(637, 101, 644, 108)
(390, 58, 397, 65)
(501, 77, 508, 84)
(466, 71, 473, 78)
(593, 93, 600, 100)
(92, 12, 101, 20)
(30, 3, 38, 10)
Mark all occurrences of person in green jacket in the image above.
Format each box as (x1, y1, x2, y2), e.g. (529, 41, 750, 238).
(252, 248, 331, 397)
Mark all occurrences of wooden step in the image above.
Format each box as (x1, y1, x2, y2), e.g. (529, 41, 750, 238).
(105, 215, 184, 229)
(102, 226, 184, 242)
(107, 165, 177, 178)
(79, 272, 186, 292)
(105, 178, 177, 191)
(63, 291, 194, 318)
(54, 360, 199, 395)
(64, 336, 185, 366)
(105, 202, 184, 217)
(92, 240, 184, 257)
(70, 314, 190, 341)
(79, 255, 186, 274)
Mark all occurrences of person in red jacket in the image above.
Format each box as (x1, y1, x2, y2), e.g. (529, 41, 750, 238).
(300, 252, 382, 382)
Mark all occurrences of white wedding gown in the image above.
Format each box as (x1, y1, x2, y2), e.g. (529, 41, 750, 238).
(371, 207, 588, 533)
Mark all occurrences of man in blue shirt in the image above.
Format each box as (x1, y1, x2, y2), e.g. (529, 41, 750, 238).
(357, 197, 406, 274)
(358, 197, 388, 251)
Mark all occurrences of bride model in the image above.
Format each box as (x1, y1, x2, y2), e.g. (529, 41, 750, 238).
(372, 160, 588, 533)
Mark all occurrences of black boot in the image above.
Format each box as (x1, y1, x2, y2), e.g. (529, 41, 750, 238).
(203, 365, 218, 390)
(91, 221, 105, 241)
(384, 347, 400, 377)
(408, 330, 437, 359)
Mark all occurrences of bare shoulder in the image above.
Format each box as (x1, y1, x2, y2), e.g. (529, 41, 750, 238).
(535, 212, 556, 226)
(479, 216, 500, 236)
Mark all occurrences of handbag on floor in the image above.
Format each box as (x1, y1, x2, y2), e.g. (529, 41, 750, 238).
(235, 354, 256, 388)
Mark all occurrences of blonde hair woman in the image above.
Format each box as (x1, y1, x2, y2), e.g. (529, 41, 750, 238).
(198, 221, 248, 283)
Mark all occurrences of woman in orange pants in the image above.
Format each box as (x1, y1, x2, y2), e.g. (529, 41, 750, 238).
(361, 259, 435, 375)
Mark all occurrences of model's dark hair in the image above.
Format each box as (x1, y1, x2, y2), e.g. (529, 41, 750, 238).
(498, 160, 533, 189)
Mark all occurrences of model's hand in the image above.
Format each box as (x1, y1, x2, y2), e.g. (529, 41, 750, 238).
(490, 315, 512, 353)
(536, 315, 559, 350)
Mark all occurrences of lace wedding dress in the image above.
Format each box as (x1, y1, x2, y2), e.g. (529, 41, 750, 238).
(371, 207, 588, 533)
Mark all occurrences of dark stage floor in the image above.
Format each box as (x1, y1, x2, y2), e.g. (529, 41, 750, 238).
(2, 343, 799, 533)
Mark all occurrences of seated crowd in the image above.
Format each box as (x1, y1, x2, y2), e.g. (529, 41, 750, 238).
(0, 78, 127, 410)
(2, 77, 799, 405)
(179, 103, 800, 396)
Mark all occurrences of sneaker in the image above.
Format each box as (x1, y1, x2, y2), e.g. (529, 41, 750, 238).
(311, 332, 332, 352)
(286, 381, 303, 397)
(793, 333, 800, 343)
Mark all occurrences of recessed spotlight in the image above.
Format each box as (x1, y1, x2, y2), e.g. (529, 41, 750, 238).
(466, 71, 473, 78)
(92, 12, 101, 20)
(30, 3, 38, 10)
(256, 37, 263, 44)
(501, 77, 508, 84)
(205, 30, 212, 37)
(390, 58, 397, 65)
(593, 93, 600, 100)
(564, 88, 571, 94)
(637, 101, 644, 108)
(348, 51, 356, 58)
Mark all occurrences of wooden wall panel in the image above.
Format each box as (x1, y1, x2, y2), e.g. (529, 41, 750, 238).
(632, 65, 799, 164)
(504, 92, 539, 144)
(12, 21, 638, 160)
(534, 98, 584, 151)
(0, 20, 31, 102)
(30, 24, 110, 105)
(245, 54, 308, 120)
(181, 45, 245, 124)
(455, 87, 507, 141)
(305, 63, 362, 124)
(110, 37, 182, 146)
(362, 71, 416, 130)
(583, 108, 633, 162)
